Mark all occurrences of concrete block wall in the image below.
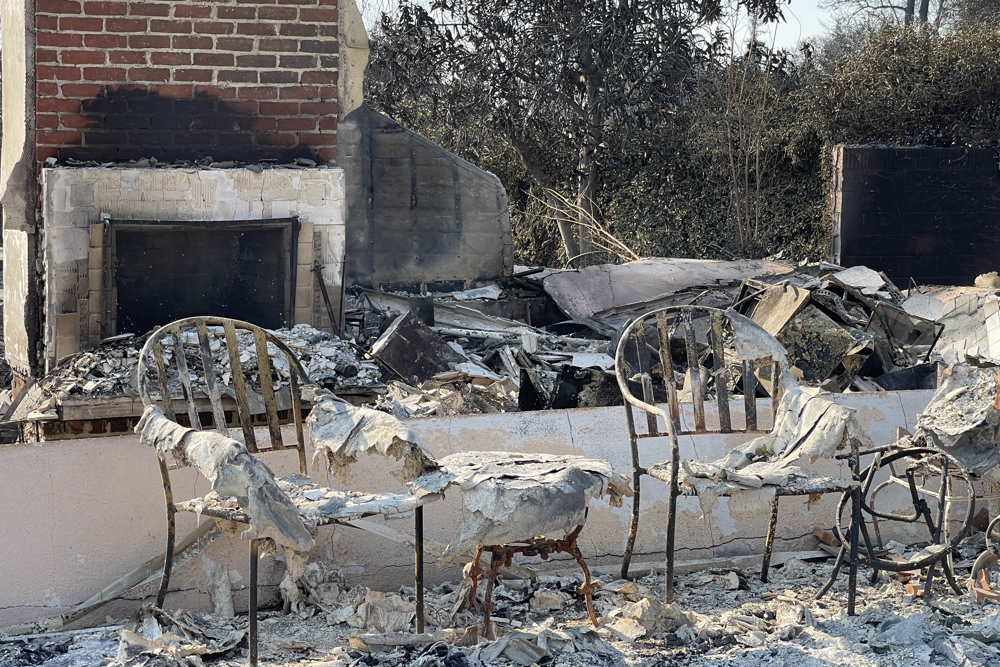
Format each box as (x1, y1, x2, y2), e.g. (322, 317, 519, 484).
(33, 0, 340, 165)
(340, 104, 514, 290)
(832, 145, 1000, 285)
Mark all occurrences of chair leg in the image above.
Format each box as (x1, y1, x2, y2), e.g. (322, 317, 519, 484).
(156, 459, 175, 610)
(815, 544, 846, 600)
(942, 553, 964, 596)
(480, 549, 503, 636)
(568, 536, 601, 627)
(665, 483, 678, 604)
(622, 475, 641, 581)
(249, 539, 259, 667)
(760, 495, 779, 583)
(848, 484, 861, 616)
(467, 545, 484, 608)
(414, 506, 424, 634)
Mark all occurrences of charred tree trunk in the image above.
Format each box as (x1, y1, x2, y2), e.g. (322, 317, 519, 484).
(905, 0, 916, 24)
(918, 0, 930, 22)
(576, 76, 602, 262)
(547, 189, 580, 260)
(510, 136, 580, 260)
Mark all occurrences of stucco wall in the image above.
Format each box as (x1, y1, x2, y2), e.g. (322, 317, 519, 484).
(0, 390, 933, 629)
(1, 0, 40, 377)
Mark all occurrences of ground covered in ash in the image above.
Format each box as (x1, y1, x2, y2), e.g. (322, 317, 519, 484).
(8, 549, 1000, 667)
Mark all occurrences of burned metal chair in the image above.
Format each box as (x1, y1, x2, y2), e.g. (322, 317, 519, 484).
(615, 306, 864, 602)
(820, 364, 994, 610)
(137, 317, 433, 667)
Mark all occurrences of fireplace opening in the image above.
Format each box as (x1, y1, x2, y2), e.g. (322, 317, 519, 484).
(105, 217, 299, 336)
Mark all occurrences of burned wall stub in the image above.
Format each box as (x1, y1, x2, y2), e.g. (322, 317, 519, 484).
(832, 145, 1000, 286)
(339, 104, 513, 293)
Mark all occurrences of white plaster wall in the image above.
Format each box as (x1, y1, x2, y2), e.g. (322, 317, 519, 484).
(1, 0, 38, 376)
(40, 167, 346, 366)
(0, 391, 933, 628)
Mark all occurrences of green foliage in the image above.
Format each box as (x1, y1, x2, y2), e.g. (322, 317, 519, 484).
(367, 14, 1000, 267)
(805, 25, 1000, 146)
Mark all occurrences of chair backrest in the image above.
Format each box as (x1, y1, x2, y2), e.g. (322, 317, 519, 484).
(137, 316, 312, 475)
(614, 306, 783, 445)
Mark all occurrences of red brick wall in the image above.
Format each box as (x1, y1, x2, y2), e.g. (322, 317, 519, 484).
(34, 0, 339, 165)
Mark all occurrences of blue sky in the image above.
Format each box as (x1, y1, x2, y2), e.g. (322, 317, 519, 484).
(771, 0, 829, 49)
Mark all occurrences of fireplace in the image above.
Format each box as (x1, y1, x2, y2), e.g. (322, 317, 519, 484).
(108, 218, 299, 335)
(41, 167, 345, 370)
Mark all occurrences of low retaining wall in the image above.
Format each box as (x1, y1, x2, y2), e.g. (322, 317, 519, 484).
(0, 390, 933, 628)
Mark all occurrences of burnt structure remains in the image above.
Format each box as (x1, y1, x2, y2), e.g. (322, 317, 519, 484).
(832, 145, 1000, 286)
(0, 0, 513, 382)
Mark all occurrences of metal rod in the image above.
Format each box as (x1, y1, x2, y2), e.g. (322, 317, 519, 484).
(655, 312, 680, 428)
(848, 443, 861, 616)
(760, 495, 779, 583)
(683, 314, 706, 431)
(414, 506, 424, 634)
(710, 311, 731, 432)
(743, 359, 757, 431)
(249, 539, 259, 667)
(815, 544, 847, 600)
(622, 401, 641, 581)
(156, 457, 175, 609)
(923, 458, 950, 599)
(664, 428, 680, 604)
(314, 265, 340, 333)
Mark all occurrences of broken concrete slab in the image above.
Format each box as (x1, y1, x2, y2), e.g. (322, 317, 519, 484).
(542, 258, 794, 321)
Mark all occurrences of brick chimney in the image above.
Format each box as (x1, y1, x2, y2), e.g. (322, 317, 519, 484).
(1, 0, 347, 379)
(34, 0, 339, 164)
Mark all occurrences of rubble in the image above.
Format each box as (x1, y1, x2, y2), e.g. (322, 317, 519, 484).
(734, 264, 944, 392)
(23, 552, 1000, 667)
(8, 324, 381, 425)
(369, 313, 467, 386)
(891, 363, 1000, 477)
(10, 256, 962, 434)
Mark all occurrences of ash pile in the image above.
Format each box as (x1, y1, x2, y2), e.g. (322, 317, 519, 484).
(8, 324, 379, 423)
(17, 549, 1000, 667)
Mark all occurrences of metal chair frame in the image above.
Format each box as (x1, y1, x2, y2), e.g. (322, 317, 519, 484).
(138, 316, 426, 667)
(817, 434, 977, 613)
(614, 306, 848, 602)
